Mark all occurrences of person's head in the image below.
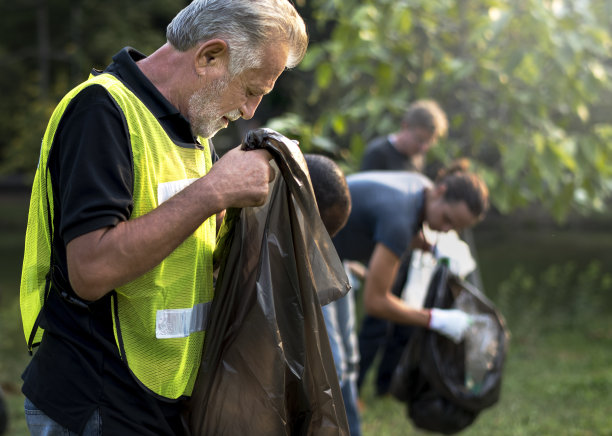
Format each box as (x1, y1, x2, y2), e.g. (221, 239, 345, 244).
(395, 100, 448, 157)
(165, 0, 308, 138)
(424, 159, 489, 233)
(304, 154, 351, 238)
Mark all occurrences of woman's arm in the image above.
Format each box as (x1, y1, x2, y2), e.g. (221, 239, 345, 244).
(362, 242, 473, 343)
(362, 243, 431, 327)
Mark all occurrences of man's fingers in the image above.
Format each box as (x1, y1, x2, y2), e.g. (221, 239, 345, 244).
(250, 149, 276, 181)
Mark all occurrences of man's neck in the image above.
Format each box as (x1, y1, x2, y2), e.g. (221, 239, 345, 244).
(137, 43, 192, 113)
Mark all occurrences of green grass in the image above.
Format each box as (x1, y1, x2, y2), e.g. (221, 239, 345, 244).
(357, 225, 612, 435)
(359, 324, 612, 435)
(2, 192, 612, 435)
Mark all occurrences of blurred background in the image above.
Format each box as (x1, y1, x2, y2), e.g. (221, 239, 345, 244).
(1, 0, 611, 434)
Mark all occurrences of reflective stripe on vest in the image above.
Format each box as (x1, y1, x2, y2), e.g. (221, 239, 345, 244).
(156, 301, 212, 339)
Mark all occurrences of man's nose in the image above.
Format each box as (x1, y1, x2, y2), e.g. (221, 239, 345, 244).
(240, 96, 263, 120)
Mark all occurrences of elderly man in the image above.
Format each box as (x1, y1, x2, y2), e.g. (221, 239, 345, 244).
(19, 1, 307, 434)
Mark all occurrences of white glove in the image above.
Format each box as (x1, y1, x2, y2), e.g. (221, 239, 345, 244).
(428, 308, 472, 343)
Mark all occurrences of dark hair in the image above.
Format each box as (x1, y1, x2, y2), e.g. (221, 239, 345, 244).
(304, 154, 351, 237)
(402, 100, 448, 139)
(435, 159, 489, 219)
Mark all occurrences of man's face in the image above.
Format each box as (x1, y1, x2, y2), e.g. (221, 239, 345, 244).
(398, 126, 435, 157)
(188, 43, 289, 139)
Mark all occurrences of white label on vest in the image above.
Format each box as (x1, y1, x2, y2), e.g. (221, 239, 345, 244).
(155, 302, 211, 339)
(157, 178, 199, 205)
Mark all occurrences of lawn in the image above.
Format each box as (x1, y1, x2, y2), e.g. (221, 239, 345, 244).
(359, 323, 612, 435)
(2, 191, 612, 435)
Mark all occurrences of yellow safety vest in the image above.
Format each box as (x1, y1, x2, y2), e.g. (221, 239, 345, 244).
(20, 73, 215, 399)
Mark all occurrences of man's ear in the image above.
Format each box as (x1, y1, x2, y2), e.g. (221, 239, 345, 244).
(194, 39, 229, 75)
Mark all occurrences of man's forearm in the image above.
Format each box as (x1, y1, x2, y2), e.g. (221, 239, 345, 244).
(67, 146, 273, 301)
(66, 174, 223, 301)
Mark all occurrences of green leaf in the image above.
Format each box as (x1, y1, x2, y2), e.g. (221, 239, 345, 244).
(315, 62, 334, 89)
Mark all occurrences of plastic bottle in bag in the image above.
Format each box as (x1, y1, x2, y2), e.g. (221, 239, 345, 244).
(464, 314, 498, 394)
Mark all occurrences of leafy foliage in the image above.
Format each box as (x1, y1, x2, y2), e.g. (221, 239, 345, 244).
(271, 0, 612, 221)
(1, 1, 612, 221)
(0, 0, 188, 175)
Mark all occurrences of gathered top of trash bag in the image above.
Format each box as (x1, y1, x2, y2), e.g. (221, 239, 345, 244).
(188, 128, 351, 436)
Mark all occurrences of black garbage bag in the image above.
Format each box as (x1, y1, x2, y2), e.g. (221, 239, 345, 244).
(187, 128, 351, 435)
(390, 262, 510, 434)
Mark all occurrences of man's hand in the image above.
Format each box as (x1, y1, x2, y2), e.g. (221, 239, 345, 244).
(428, 308, 472, 343)
(206, 146, 275, 210)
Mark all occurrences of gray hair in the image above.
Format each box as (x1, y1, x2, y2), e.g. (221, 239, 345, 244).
(166, 0, 308, 77)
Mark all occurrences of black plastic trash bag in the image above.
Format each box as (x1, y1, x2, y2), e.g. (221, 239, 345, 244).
(187, 128, 351, 435)
(390, 262, 510, 434)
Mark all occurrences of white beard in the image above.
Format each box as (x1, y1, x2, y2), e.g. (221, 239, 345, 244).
(188, 75, 240, 139)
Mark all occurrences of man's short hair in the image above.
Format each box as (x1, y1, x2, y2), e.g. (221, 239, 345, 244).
(304, 154, 351, 238)
(402, 100, 448, 140)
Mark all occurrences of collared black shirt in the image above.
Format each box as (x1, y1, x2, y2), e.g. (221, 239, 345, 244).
(22, 47, 215, 436)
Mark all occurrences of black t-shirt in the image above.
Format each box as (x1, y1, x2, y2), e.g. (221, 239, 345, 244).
(22, 47, 218, 436)
(360, 135, 419, 172)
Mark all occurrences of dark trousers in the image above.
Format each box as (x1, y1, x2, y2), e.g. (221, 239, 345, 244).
(357, 254, 414, 395)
